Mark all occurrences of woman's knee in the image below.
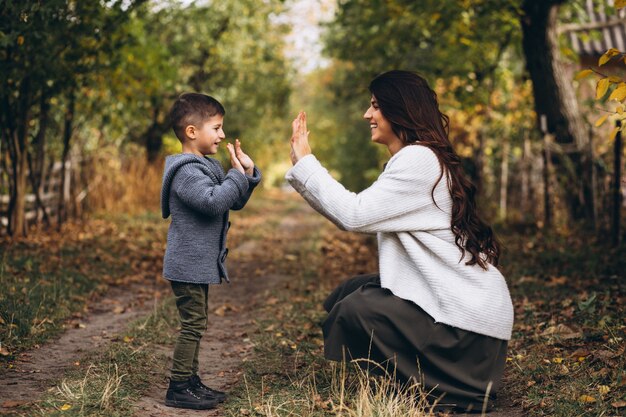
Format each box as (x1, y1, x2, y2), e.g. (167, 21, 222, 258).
(324, 274, 380, 312)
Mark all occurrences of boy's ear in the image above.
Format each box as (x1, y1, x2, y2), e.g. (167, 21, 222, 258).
(184, 125, 196, 140)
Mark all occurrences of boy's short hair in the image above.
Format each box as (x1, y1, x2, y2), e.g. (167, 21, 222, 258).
(169, 93, 225, 142)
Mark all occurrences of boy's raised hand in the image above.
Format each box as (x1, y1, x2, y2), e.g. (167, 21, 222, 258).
(226, 142, 245, 175)
(234, 139, 255, 176)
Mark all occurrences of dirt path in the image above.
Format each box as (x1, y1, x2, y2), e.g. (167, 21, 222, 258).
(0, 281, 162, 410)
(133, 202, 326, 417)
(0, 196, 523, 417)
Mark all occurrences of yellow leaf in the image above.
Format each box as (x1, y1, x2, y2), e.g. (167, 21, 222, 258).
(617, 105, 624, 114)
(609, 126, 620, 142)
(595, 114, 609, 127)
(575, 69, 594, 80)
(609, 85, 626, 101)
(552, 357, 563, 364)
(123, 336, 133, 343)
(17, 36, 24, 46)
(599, 48, 621, 66)
(60, 404, 72, 411)
(598, 385, 610, 396)
(597, 78, 611, 99)
(609, 75, 623, 83)
(579, 395, 597, 403)
(616, 0, 626, 9)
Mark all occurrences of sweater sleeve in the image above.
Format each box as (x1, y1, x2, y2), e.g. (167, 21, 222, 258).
(285, 147, 448, 233)
(232, 166, 262, 211)
(173, 164, 249, 217)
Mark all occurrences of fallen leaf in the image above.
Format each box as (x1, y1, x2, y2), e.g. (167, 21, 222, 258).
(594, 349, 618, 360)
(579, 395, 597, 403)
(547, 276, 567, 287)
(540, 324, 582, 339)
(0, 347, 10, 356)
(113, 306, 125, 314)
(266, 297, 279, 306)
(60, 403, 72, 411)
(612, 400, 626, 408)
(1, 400, 27, 408)
(213, 303, 240, 317)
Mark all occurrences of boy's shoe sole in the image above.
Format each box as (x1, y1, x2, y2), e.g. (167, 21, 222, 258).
(164, 398, 219, 410)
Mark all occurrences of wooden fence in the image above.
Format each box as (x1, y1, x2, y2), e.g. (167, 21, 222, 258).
(0, 161, 71, 228)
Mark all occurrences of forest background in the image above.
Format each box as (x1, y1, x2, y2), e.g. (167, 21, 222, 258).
(0, 0, 625, 416)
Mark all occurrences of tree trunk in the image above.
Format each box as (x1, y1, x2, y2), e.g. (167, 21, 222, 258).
(612, 121, 623, 246)
(521, 132, 531, 222)
(543, 131, 553, 228)
(521, 0, 592, 222)
(146, 105, 164, 163)
(499, 138, 510, 221)
(29, 94, 51, 226)
(588, 126, 598, 231)
(58, 89, 75, 230)
(8, 78, 32, 237)
(9, 133, 28, 237)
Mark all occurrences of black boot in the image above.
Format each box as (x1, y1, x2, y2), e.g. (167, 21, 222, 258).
(190, 374, 227, 403)
(165, 378, 219, 410)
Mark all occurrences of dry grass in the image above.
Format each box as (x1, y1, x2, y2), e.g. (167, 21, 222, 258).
(238, 357, 475, 417)
(87, 146, 162, 214)
(54, 363, 126, 413)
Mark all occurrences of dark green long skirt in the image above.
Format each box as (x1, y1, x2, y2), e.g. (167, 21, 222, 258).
(322, 274, 508, 412)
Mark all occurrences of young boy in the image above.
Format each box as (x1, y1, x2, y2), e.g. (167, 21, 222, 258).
(160, 93, 261, 410)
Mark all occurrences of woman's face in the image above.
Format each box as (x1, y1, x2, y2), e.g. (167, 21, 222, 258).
(363, 96, 403, 152)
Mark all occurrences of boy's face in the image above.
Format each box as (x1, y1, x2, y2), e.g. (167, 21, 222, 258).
(191, 114, 225, 155)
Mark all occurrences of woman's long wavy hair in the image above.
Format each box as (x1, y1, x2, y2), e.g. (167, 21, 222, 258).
(369, 70, 499, 269)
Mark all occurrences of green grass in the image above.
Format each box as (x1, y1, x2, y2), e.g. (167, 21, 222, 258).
(0, 213, 168, 360)
(3, 195, 625, 416)
(497, 228, 626, 416)
(12, 297, 180, 417)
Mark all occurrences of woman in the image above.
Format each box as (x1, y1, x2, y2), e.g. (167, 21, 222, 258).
(285, 70, 514, 412)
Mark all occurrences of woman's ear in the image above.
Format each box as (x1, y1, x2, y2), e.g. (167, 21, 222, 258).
(185, 125, 196, 140)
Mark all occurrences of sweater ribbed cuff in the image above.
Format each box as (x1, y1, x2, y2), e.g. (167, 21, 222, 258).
(226, 168, 250, 195)
(246, 166, 262, 185)
(285, 154, 320, 185)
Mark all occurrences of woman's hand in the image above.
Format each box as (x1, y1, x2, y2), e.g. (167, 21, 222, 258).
(234, 139, 255, 176)
(226, 142, 245, 174)
(290, 111, 311, 165)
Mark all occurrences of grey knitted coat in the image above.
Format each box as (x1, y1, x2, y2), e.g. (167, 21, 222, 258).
(161, 153, 261, 284)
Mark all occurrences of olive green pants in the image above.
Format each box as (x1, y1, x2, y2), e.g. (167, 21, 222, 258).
(170, 281, 209, 382)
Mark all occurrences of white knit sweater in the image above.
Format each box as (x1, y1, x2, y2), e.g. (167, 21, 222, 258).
(285, 145, 514, 340)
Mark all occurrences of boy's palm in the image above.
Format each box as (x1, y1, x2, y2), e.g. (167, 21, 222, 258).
(226, 143, 245, 174)
(235, 139, 254, 175)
